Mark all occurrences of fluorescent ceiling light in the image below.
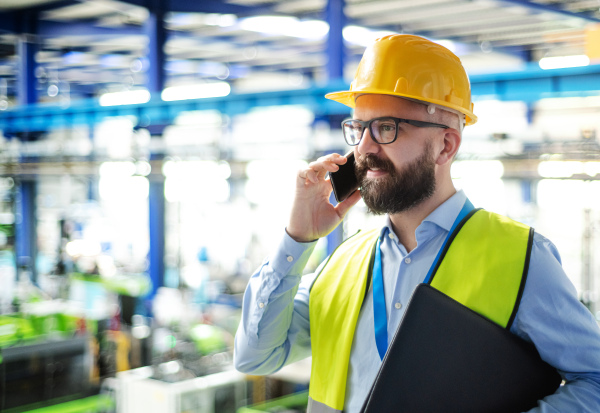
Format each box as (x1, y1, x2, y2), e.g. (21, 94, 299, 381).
(584, 162, 600, 177)
(343, 25, 396, 47)
(539, 55, 590, 70)
(240, 16, 328, 39)
(538, 161, 583, 178)
(451, 160, 504, 180)
(240, 15, 298, 34)
(174, 110, 223, 126)
(161, 82, 230, 101)
(435, 39, 457, 54)
(99, 161, 136, 178)
(99, 89, 150, 106)
(162, 160, 231, 180)
(292, 20, 329, 39)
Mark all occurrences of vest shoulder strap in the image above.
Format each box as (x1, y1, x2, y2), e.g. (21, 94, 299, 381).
(429, 209, 534, 329)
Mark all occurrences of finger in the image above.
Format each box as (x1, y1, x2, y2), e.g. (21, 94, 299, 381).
(321, 153, 347, 165)
(308, 160, 341, 174)
(305, 168, 319, 184)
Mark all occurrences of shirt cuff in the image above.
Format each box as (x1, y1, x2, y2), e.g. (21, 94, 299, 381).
(270, 229, 318, 277)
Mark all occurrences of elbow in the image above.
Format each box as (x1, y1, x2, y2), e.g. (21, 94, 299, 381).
(233, 334, 266, 375)
(233, 351, 256, 374)
(232, 345, 251, 373)
(233, 337, 284, 376)
(233, 349, 271, 375)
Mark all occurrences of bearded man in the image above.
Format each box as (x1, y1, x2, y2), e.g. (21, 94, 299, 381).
(234, 35, 600, 413)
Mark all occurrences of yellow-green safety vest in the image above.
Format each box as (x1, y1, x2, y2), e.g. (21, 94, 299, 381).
(307, 209, 533, 413)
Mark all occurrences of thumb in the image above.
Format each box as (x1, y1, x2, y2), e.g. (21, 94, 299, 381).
(334, 189, 362, 218)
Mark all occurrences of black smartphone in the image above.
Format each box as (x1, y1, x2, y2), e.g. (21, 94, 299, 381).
(330, 151, 360, 203)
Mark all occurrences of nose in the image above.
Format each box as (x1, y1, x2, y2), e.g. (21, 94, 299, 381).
(356, 127, 380, 157)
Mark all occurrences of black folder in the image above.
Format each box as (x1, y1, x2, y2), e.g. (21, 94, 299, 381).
(360, 283, 562, 413)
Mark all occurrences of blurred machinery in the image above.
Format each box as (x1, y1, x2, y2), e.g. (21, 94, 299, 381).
(116, 367, 246, 413)
(0, 305, 95, 412)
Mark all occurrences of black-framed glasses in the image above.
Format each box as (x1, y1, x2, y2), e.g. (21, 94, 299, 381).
(341, 116, 449, 146)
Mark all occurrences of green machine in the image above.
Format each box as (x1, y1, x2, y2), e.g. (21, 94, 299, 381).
(10, 395, 113, 413)
(0, 311, 97, 412)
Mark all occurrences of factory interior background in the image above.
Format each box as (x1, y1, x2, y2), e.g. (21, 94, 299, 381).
(0, 0, 599, 412)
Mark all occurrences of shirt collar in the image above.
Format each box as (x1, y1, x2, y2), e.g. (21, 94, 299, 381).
(379, 189, 469, 240)
(423, 189, 468, 232)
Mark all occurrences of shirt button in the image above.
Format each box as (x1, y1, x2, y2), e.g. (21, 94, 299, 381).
(404, 257, 411, 264)
(258, 302, 265, 309)
(388, 233, 395, 240)
(395, 302, 402, 309)
(286, 255, 294, 262)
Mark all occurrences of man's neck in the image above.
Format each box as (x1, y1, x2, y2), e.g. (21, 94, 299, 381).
(388, 187, 457, 253)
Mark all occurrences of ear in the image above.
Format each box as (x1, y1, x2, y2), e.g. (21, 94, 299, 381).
(435, 128, 461, 166)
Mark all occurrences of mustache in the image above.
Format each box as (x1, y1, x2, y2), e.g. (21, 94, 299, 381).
(355, 154, 395, 176)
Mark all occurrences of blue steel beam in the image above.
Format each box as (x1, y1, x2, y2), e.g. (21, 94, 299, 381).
(0, 13, 17, 33)
(38, 20, 142, 37)
(0, 1, 79, 33)
(469, 63, 600, 101)
(497, 0, 600, 23)
(0, 80, 347, 133)
(2, 64, 600, 133)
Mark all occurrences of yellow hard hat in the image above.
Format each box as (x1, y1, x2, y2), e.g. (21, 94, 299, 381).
(325, 34, 477, 125)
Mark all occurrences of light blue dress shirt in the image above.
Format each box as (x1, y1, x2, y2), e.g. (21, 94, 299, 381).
(234, 190, 600, 412)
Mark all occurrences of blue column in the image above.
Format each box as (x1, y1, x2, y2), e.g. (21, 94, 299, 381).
(87, 124, 98, 201)
(16, 12, 39, 283)
(16, 180, 37, 282)
(326, 0, 346, 81)
(324, 1, 347, 255)
(148, 174, 165, 300)
(144, 0, 167, 95)
(17, 13, 37, 106)
(526, 102, 535, 125)
(143, 1, 168, 302)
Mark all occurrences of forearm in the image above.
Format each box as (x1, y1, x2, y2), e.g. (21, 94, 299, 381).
(514, 234, 600, 412)
(234, 231, 316, 375)
(527, 377, 600, 413)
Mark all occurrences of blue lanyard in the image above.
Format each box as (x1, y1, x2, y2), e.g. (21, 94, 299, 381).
(373, 199, 475, 360)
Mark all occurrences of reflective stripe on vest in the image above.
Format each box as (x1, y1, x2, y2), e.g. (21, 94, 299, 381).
(307, 210, 533, 412)
(307, 396, 343, 413)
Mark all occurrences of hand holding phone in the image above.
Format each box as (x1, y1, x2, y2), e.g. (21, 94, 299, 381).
(330, 151, 360, 203)
(288, 152, 361, 242)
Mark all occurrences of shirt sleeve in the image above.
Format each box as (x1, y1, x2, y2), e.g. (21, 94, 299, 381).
(510, 232, 600, 413)
(233, 230, 320, 375)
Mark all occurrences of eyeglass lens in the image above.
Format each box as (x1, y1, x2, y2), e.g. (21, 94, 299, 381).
(343, 118, 397, 145)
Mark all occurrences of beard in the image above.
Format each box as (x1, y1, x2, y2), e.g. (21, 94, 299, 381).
(355, 142, 436, 215)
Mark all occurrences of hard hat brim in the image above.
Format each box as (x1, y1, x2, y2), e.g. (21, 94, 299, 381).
(325, 89, 478, 126)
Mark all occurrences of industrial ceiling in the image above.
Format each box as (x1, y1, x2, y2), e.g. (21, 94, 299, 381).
(0, 0, 599, 104)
